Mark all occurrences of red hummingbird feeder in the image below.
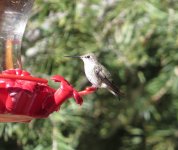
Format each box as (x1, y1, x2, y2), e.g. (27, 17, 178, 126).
(0, 0, 96, 123)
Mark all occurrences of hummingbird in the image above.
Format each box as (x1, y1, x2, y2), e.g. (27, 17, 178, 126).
(65, 53, 124, 97)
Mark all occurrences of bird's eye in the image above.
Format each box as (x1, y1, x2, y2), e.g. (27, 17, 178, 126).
(86, 56, 90, 58)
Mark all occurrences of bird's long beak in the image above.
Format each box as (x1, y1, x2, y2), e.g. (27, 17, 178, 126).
(64, 55, 81, 58)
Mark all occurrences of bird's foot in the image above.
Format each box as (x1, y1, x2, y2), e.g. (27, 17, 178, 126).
(86, 86, 98, 91)
(78, 86, 97, 96)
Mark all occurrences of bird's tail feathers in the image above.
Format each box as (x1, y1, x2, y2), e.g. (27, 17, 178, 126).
(108, 87, 124, 97)
(107, 83, 124, 98)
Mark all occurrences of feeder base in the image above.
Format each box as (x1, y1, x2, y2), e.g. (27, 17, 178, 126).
(0, 69, 95, 123)
(0, 114, 33, 123)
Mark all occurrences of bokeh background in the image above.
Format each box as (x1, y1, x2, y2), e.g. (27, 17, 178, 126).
(1, 0, 178, 149)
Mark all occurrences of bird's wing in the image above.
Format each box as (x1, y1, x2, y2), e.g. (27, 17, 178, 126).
(94, 65, 123, 97)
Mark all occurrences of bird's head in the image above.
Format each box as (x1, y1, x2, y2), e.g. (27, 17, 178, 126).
(65, 53, 98, 64)
(80, 53, 98, 63)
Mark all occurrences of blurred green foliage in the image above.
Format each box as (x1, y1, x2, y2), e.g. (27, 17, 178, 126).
(1, 0, 178, 150)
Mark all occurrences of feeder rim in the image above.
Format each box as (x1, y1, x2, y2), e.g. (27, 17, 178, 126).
(0, 74, 48, 83)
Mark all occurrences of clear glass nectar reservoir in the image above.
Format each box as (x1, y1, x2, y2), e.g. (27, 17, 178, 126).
(0, 0, 34, 71)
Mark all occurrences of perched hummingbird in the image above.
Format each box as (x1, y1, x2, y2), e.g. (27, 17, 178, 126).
(65, 53, 124, 97)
